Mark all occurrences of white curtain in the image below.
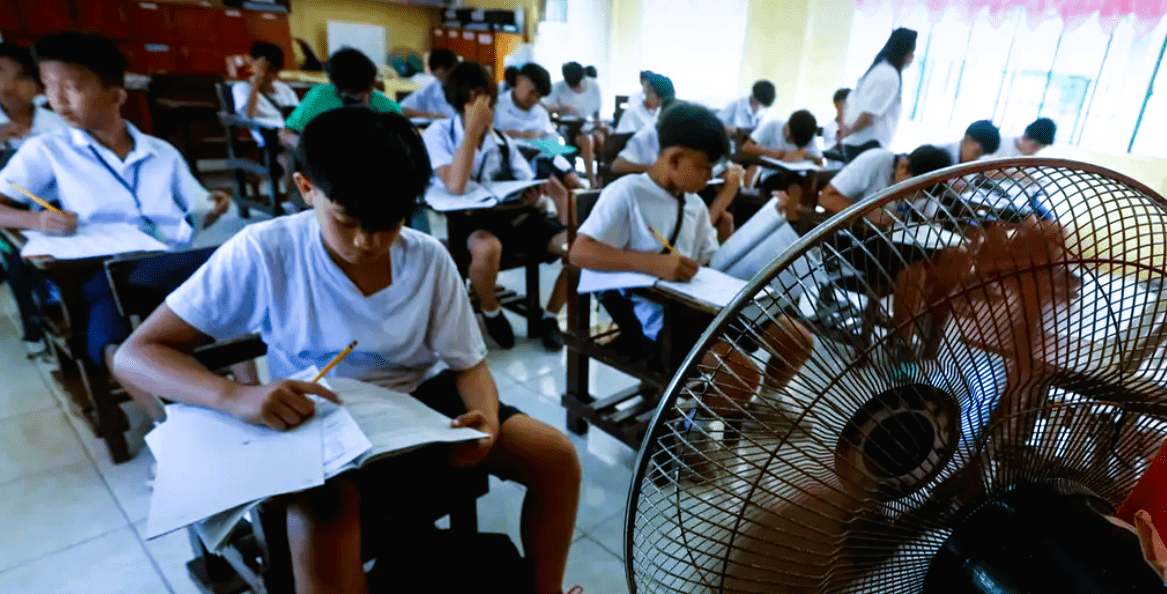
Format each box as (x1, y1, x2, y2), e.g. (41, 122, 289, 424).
(532, 0, 615, 114)
(638, 0, 750, 110)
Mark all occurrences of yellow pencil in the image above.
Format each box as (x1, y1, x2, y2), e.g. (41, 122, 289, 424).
(9, 182, 63, 215)
(647, 225, 675, 254)
(313, 340, 357, 382)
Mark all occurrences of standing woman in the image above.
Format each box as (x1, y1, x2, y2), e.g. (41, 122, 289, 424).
(839, 28, 916, 162)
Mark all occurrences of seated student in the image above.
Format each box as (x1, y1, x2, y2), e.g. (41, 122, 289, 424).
(499, 65, 519, 96)
(821, 88, 850, 154)
(495, 62, 584, 191)
(817, 144, 952, 225)
(570, 102, 809, 413)
(112, 107, 583, 594)
(943, 119, 1000, 164)
(0, 42, 65, 153)
(544, 61, 605, 187)
(987, 117, 1056, 159)
(281, 48, 401, 147)
(231, 41, 300, 142)
(615, 72, 674, 134)
(741, 109, 823, 207)
(583, 65, 598, 79)
(0, 32, 230, 374)
(424, 62, 569, 351)
(399, 49, 458, 120)
(719, 80, 776, 133)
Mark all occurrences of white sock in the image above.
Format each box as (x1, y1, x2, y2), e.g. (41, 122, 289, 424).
(482, 307, 501, 318)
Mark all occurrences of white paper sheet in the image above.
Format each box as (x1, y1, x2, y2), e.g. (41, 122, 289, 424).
(656, 267, 748, 309)
(711, 197, 786, 275)
(887, 224, 963, 249)
(759, 156, 831, 172)
(423, 179, 546, 211)
(577, 269, 656, 294)
(20, 222, 168, 259)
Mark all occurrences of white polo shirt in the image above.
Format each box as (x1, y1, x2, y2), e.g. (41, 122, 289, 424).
(829, 147, 898, 201)
(166, 211, 488, 393)
(399, 79, 456, 119)
(493, 90, 557, 139)
(0, 122, 208, 246)
(421, 115, 534, 188)
(843, 61, 902, 149)
(577, 173, 718, 341)
(0, 104, 66, 150)
(719, 96, 768, 130)
(615, 95, 658, 134)
(545, 78, 602, 118)
(617, 125, 660, 166)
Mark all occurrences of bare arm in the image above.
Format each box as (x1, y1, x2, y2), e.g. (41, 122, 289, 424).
(817, 184, 892, 225)
(569, 234, 698, 281)
(0, 195, 77, 234)
(741, 138, 787, 161)
(439, 95, 493, 195)
(611, 157, 651, 175)
(709, 164, 744, 221)
(502, 129, 543, 140)
(840, 112, 874, 138)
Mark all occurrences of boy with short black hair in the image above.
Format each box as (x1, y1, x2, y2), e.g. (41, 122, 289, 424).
(0, 41, 65, 152)
(424, 62, 569, 351)
(945, 119, 1000, 164)
(817, 144, 952, 224)
(822, 87, 851, 153)
(545, 61, 606, 187)
(495, 62, 556, 140)
(283, 48, 401, 141)
(113, 107, 582, 594)
(720, 79, 775, 133)
(232, 41, 299, 137)
(400, 48, 459, 120)
(988, 117, 1056, 158)
(742, 108, 823, 206)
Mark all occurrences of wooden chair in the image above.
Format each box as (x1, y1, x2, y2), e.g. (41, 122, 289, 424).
(215, 83, 304, 219)
(597, 131, 634, 188)
(148, 74, 228, 181)
(613, 95, 629, 129)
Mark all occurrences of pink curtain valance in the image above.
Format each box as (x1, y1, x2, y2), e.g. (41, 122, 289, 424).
(855, 0, 1167, 34)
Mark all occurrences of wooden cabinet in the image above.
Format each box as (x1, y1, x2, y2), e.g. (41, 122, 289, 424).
(435, 26, 524, 84)
(18, 0, 75, 36)
(127, 1, 174, 43)
(76, 0, 131, 40)
(245, 10, 294, 63)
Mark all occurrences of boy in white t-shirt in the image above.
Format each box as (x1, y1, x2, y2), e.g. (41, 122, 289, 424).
(0, 42, 65, 154)
(231, 41, 300, 145)
(113, 107, 583, 594)
(741, 109, 823, 204)
(544, 62, 606, 187)
(399, 49, 458, 120)
(987, 117, 1056, 159)
(942, 119, 1000, 164)
(817, 144, 951, 225)
(718, 80, 775, 134)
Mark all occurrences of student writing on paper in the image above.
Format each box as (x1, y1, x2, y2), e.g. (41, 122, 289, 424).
(719, 80, 775, 135)
(942, 119, 1000, 164)
(281, 48, 402, 149)
(114, 108, 583, 594)
(817, 144, 952, 225)
(569, 103, 811, 410)
(422, 63, 570, 351)
(741, 109, 823, 207)
(0, 33, 231, 366)
(399, 49, 458, 121)
(985, 117, 1056, 159)
(544, 61, 606, 187)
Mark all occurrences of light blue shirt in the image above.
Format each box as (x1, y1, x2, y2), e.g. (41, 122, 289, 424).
(0, 122, 208, 246)
(400, 79, 456, 119)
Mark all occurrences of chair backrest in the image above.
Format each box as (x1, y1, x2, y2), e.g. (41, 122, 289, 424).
(598, 132, 635, 186)
(613, 94, 630, 127)
(216, 81, 236, 114)
(567, 189, 603, 249)
(104, 246, 219, 322)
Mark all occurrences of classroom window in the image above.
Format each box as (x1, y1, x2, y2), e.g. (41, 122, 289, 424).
(543, 0, 569, 23)
(844, 3, 1167, 158)
(637, 0, 750, 109)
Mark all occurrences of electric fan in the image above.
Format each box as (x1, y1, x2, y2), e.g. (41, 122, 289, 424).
(625, 158, 1167, 593)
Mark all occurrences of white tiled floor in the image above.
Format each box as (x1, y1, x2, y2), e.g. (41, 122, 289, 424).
(0, 264, 638, 593)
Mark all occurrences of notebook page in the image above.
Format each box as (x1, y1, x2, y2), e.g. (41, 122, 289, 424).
(20, 222, 169, 259)
(577, 269, 657, 294)
(656, 267, 748, 309)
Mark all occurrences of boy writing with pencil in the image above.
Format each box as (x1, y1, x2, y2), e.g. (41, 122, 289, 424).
(113, 107, 582, 594)
(0, 32, 230, 370)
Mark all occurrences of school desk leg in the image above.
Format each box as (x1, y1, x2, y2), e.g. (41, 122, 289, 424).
(84, 358, 131, 464)
(564, 291, 591, 436)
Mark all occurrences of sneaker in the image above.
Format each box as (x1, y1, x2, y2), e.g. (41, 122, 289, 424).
(540, 316, 564, 351)
(483, 312, 515, 349)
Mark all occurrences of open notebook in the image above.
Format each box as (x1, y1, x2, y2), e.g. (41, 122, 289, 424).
(424, 179, 545, 211)
(144, 370, 486, 549)
(20, 222, 168, 259)
(578, 267, 748, 310)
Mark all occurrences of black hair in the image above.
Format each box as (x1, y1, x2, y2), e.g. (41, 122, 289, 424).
(906, 144, 953, 177)
(444, 61, 496, 114)
(519, 62, 552, 97)
(964, 119, 1001, 154)
(645, 72, 675, 102)
(584, 65, 597, 78)
(751, 80, 776, 107)
(833, 87, 851, 104)
(869, 28, 917, 73)
(32, 31, 125, 87)
(503, 65, 519, 89)
(657, 102, 729, 163)
(562, 61, 584, 88)
(0, 42, 37, 83)
(297, 107, 432, 232)
(249, 41, 285, 71)
(1026, 117, 1057, 146)
(639, 70, 654, 84)
(428, 49, 457, 73)
(787, 110, 818, 148)
(658, 94, 677, 115)
(326, 47, 378, 95)
(923, 484, 1166, 594)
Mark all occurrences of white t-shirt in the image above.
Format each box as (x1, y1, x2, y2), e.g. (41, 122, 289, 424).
(545, 78, 602, 118)
(0, 123, 209, 246)
(749, 119, 824, 158)
(0, 104, 66, 150)
(985, 136, 1024, 160)
(617, 125, 660, 166)
(399, 79, 456, 119)
(719, 96, 768, 130)
(231, 81, 300, 145)
(166, 211, 488, 393)
(493, 90, 557, 139)
(577, 173, 718, 340)
(421, 115, 535, 188)
(822, 119, 841, 152)
(842, 61, 902, 149)
(615, 95, 658, 134)
(829, 147, 898, 201)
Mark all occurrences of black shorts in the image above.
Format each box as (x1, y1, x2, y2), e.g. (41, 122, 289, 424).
(448, 208, 565, 269)
(412, 369, 523, 426)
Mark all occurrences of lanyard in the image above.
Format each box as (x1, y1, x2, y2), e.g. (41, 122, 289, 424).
(89, 145, 160, 239)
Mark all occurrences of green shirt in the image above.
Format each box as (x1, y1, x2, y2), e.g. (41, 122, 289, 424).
(284, 83, 402, 133)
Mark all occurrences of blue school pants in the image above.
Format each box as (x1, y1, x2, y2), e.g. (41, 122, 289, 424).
(81, 270, 132, 368)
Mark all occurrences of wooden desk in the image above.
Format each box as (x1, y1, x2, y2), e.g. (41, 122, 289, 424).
(0, 227, 132, 462)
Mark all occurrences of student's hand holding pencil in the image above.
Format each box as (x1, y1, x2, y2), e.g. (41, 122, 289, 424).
(35, 210, 78, 236)
(222, 380, 341, 431)
(654, 252, 699, 282)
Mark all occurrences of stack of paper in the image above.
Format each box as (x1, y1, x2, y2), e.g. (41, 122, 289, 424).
(577, 267, 747, 309)
(144, 368, 487, 550)
(424, 179, 546, 212)
(20, 222, 168, 259)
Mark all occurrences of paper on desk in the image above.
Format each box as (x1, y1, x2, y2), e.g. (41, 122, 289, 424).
(144, 403, 325, 539)
(577, 269, 656, 294)
(20, 222, 168, 259)
(886, 224, 963, 250)
(657, 267, 748, 309)
(423, 179, 545, 211)
(760, 156, 826, 172)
